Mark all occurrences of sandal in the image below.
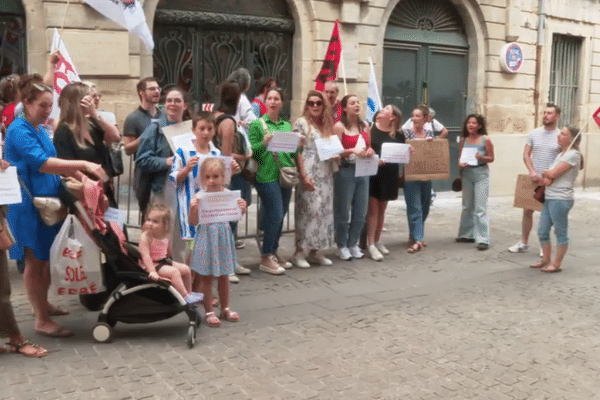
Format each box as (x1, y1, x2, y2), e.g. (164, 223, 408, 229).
(219, 308, 240, 322)
(205, 312, 221, 327)
(407, 242, 422, 254)
(530, 260, 548, 269)
(541, 264, 562, 273)
(200, 298, 219, 307)
(7, 340, 48, 358)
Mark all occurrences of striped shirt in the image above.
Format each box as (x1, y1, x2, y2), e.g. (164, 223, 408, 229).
(525, 127, 561, 174)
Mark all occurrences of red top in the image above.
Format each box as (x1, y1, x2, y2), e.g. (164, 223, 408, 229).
(1, 103, 17, 132)
(341, 129, 370, 150)
(332, 102, 342, 123)
(252, 97, 267, 116)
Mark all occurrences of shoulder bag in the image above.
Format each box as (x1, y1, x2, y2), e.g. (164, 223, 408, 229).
(260, 118, 299, 189)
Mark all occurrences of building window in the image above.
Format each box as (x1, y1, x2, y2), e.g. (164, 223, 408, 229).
(549, 34, 582, 125)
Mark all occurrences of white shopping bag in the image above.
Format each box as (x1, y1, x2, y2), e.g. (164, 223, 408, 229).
(50, 215, 104, 295)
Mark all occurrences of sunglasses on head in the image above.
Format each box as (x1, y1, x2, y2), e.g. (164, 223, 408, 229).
(32, 83, 53, 92)
(307, 100, 323, 107)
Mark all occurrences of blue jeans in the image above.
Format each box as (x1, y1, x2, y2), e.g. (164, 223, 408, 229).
(538, 199, 574, 246)
(403, 180, 432, 242)
(333, 165, 369, 248)
(255, 181, 292, 255)
(457, 166, 490, 244)
(229, 173, 252, 236)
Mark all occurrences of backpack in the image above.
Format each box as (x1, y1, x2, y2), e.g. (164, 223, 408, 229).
(214, 114, 247, 156)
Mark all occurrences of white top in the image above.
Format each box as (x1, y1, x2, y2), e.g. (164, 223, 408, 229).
(526, 127, 561, 174)
(402, 118, 444, 133)
(545, 150, 581, 201)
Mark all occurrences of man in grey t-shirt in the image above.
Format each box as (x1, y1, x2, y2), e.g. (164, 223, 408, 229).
(508, 103, 562, 254)
(123, 77, 162, 156)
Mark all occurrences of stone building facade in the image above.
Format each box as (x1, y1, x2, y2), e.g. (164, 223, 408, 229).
(2, 0, 599, 194)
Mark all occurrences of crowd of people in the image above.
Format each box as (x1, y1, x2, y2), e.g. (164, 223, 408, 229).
(0, 56, 585, 353)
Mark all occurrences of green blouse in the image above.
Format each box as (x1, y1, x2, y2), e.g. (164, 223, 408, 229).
(248, 114, 298, 183)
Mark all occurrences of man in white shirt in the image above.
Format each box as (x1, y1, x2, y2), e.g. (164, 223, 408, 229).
(508, 103, 562, 254)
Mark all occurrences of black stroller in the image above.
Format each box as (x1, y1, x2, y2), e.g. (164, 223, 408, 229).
(59, 179, 201, 348)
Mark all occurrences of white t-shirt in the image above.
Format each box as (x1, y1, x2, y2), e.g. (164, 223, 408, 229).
(545, 150, 581, 200)
(402, 118, 444, 133)
(525, 127, 561, 174)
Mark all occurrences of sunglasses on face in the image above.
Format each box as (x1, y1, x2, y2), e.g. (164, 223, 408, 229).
(307, 100, 323, 107)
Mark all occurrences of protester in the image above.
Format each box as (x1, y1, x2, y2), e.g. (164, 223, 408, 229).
(123, 77, 162, 156)
(291, 90, 336, 268)
(248, 87, 299, 274)
(402, 105, 434, 254)
(0, 74, 20, 136)
(189, 158, 246, 327)
(402, 106, 448, 139)
(5, 78, 106, 338)
(251, 76, 276, 117)
(333, 94, 374, 261)
(83, 81, 119, 133)
(366, 105, 405, 261)
(508, 104, 561, 255)
(323, 81, 342, 123)
(136, 86, 189, 216)
(53, 82, 120, 205)
(456, 114, 495, 250)
(530, 126, 582, 273)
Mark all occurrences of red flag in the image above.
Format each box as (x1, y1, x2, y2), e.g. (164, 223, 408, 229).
(593, 106, 600, 129)
(315, 20, 342, 91)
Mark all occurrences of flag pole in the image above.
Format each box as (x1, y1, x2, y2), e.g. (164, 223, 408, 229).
(59, 0, 72, 36)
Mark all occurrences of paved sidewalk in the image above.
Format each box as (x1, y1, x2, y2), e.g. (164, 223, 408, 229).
(2, 189, 600, 399)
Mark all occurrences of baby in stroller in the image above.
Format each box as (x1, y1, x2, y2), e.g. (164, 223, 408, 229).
(138, 204, 202, 304)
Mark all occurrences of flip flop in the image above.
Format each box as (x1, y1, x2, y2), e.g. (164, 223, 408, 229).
(529, 260, 547, 269)
(49, 306, 70, 316)
(407, 242, 422, 254)
(7, 340, 48, 358)
(541, 264, 562, 273)
(36, 327, 74, 338)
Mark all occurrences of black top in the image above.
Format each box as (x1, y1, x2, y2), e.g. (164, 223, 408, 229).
(369, 124, 406, 201)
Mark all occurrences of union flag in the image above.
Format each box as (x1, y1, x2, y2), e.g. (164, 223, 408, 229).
(315, 20, 342, 91)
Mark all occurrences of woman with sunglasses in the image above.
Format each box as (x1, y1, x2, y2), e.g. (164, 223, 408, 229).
(5, 77, 106, 338)
(291, 90, 336, 268)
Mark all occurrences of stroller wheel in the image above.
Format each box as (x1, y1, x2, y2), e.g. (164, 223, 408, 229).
(93, 323, 113, 343)
(187, 325, 196, 348)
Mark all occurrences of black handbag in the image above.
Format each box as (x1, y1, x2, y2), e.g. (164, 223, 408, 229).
(107, 142, 124, 177)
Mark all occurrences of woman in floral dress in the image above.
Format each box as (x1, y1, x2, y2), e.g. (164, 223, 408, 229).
(291, 90, 337, 268)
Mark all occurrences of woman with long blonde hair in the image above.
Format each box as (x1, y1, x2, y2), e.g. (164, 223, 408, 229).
(291, 90, 337, 268)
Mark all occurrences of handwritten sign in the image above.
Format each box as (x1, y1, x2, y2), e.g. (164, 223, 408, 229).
(404, 139, 450, 181)
(459, 147, 479, 166)
(355, 155, 379, 177)
(198, 190, 242, 223)
(381, 143, 410, 164)
(267, 131, 301, 153)
(315, 135, 344, 161)
(0, 167, 22, 205)
(162, 120, 194, 153)
(513, 174, 543, 211)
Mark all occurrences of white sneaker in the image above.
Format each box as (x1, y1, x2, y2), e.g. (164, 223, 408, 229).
(508, 242, 529, 253)
(336, 247, 352, 261)
(375, 242, 389, 255)
(228, 273, 240, 283)
(274, 253, 292, 269)
(234, 263, 251, 275)
(291, 253, 311, 268)
(350, 245, 364, 259)
(368, 245, 384, 261)
(539, 249, 543, 258)
(306, 252, 333, 266)
(235, 240, 246, 249)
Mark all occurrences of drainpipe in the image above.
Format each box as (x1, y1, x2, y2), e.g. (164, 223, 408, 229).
(534, 0, 547, 127)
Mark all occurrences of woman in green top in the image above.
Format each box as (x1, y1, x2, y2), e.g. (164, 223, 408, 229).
(248, 87, 299, 275)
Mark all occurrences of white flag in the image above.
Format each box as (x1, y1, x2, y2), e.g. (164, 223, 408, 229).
(84, 0, 154, 51)
(366, 57, 382, 124)
(50, 29, 81, 121)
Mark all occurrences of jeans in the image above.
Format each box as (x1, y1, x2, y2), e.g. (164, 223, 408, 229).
(229, 173, 252, 236)
(255, 181, 292, 255)
(403, 180, 432, 242)
(457, 166, 490, 244)
(333, 165, 369, 248)
(538, 199, 574, 246)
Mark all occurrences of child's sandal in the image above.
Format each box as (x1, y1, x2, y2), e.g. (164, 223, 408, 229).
(205, 312, 221, 327)
(219, 308, 240, 322)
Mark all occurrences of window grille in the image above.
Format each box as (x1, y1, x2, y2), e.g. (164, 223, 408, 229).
(549, 34, 582, 125)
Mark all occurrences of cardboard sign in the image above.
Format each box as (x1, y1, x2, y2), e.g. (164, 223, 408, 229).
(513, 174, 543, 211)
(404, 139, 450, 181)
(161, 120, 194, 153)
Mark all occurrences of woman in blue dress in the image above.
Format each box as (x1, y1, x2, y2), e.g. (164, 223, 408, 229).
(5, 77, 106, 338)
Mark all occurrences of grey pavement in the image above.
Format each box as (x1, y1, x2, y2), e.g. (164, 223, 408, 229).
(2, 189, 600, 399)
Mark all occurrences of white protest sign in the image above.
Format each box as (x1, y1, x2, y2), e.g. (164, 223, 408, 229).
(198, 190, 242, 224)
(0, 167, 22, 205)
(161, 120, 194, 154)
(267, 131, 301, 153)
(381, 143, 410, 164)
(171, 133, 196, 152)
(315, 135, 344, 161)
(460, 147, 479, 166)
(104, 207, 126, 228)
(355, 155, 379, 177)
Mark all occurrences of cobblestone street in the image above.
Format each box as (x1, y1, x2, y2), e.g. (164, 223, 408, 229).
(2, 190, 600, 400)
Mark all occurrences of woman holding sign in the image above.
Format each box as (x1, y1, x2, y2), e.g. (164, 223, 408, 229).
(333, 94, 374, 261)
(291, 90, 336, 268)
(5, 78, 106, 338)
(402, 105, 434, 254)
(366, 105, 405, 261)
(456, 114, 494, 250)
(248, 87, 299, 274)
